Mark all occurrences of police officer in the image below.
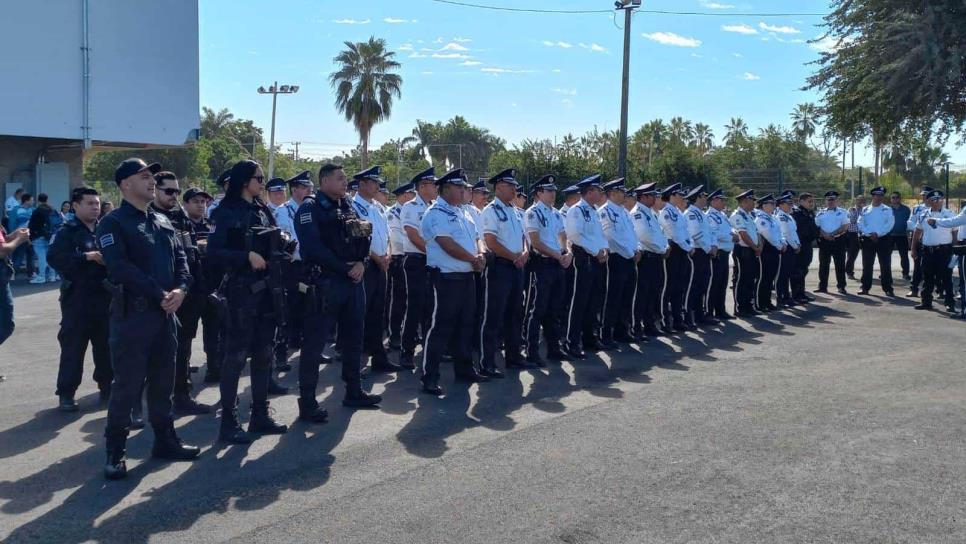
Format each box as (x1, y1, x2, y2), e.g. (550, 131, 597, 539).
(684, 186, 717, 325)
(599, 178, 640, 342)
(523, 175, 570, 364)
(730, 190, 762, 316)
(706, 189, 735, 319)
(630, 183, 670, 336)
(466, 178, 489, 339)
(97, 158, 199, 480)
(907, 186, 934, 297)
(399, 168, 438, 369)
(559, 185, 581, 218)
(386, 182, 415, 350)
(791, 192, 818, 304)
(857, 186, 896, 296)
(914, 190, 956, 311)
(296, 164, 382, 410)
(774, 192, 802, 307)
(206, 169, 232, 218)
(49, 186, 112, 412)
(418, 169, 489, 394)
(815, 191, 850, 295)
(150, 172, 213, 415)
(563, 174, 609, 358)
(926, 203, 966, 318)
(265, 177, 287, 212)
(754, 195, 786, 311)
(658, 183, 694, 331)
(479, 168, 528, 375)
(207, 160, 291, 443)
(351, 166, 401, 372)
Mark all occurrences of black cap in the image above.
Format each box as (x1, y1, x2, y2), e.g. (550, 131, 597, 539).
(633, 182, 658, 196)
(472, 178, 490, 193)
(684, 184, 706, 202)
(182, 187, 212, 203)
(562, 185, 580, 196)
(436, 168, 468, 187)
(869, 186, 886, 196)
(660, 183, 685, 199)
(353, 166, 383, 183)
(287, 170, 313, 187)
(392, 182, 416, 196)
(756, 194, 776, 206)
(411, 167, 436, 185)
(708, 188, 725, 200)
(576, 174, 603, 190)
(215, 169, 231, 188)
(824, 190, 839, 199)
(114, 158, 161, 184)
(266, 178, 286, 192)
(488, 168, 519, 187)
(531, 174, 558, 193)
(735, 189, 755, 201)
(602, 178, 626, 192)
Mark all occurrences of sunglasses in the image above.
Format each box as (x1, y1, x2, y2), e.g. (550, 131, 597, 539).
(251, 176, 265, 185)
(161, 188, 181, 196)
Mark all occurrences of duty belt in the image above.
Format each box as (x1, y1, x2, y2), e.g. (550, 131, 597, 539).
(922, 244, 952, 253)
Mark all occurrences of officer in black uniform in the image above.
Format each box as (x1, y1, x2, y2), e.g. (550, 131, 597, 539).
(150, 172, 212, 415)
(295, 164, 382, 410)
(791, 192, 818, 304)
(97, 158, 200, 480)
(207, 160, 292, 443)
(49, 186, 113, 412)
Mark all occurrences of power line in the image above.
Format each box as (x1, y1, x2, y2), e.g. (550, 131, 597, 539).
(428, 0, 825, 17)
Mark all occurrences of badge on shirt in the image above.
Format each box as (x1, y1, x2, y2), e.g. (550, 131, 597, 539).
(299, 212, 313, 224)
(99, 233, 115, 248)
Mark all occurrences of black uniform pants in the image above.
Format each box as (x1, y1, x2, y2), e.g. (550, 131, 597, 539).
(362, 261, 388, 357)
(757, 244, 781, 308)
(387, 256, 406, 346)
(525, 257, 565, 354)
(479, 258, 524, 370)
(175, 291, 220, 396)
(634, 251, 665, 331)
(687, 249, 711, 317)
(105, 307, 177, 436)
(888, 234, 910, 277)
(56, 294, 111, 397)
(709, 250, 730, 316)
(921, 245, 954, 307)
(860, 236, 894, 292)
(301, 275, 365, 397)
(911, 239, 924, 290)
(565, 248, 604, 349)
(733, 246, 760, 312)
(775, 248, 795, 303)
(273, 261, 306, 365)
(791, 244, 813, 299)
(818, 237, 847, 290)
(401, 253, 430, 355)
(422, 270, 477, 383)
(844, 232, 860, 276)
(220, 307, 273, 415)
(602, 254, 635, 337)
(663, 243, 691, 325)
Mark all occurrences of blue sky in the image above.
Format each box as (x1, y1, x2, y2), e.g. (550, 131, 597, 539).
(199, 0, 965, 166)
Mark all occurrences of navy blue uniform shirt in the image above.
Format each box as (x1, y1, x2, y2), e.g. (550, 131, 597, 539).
(48, 218, 108, 293)
(294, 191, 371, 276)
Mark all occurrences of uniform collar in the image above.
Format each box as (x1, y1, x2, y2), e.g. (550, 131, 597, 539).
(414, 194, 427, 207)
(352, 192, 372, 209)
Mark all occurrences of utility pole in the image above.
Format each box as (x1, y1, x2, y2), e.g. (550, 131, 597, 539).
(257, 81, 299, 179)
(944, 162, 951, 209)
(616, 0, 641, 179)
(292, 141, 301, 162)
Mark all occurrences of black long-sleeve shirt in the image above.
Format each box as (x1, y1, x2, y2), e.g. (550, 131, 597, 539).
(294, 191, 370, 276)
(792, 205, 819, 246)
(48, 218, 108, 298)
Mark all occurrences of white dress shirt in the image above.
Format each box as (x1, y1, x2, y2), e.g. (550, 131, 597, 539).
(685, 204, 714, 252)
(730, 208, 760, 247)
(274, 197, 302, 259)
(755, 209, 786, 249)
(422, 198, 477, 273)
(858, 204, 895, 237)
(659, 205, 694, 251)
(353, 193, 389, 257)
(564, 198, 608, 254)
(631, 203, 669, 254)
(775, 208, 800, 250)
(525, 200, 564, 255)
(387, 202, 406, 256)
(815, 206, 849, 236)
(400, 195, 430, 254)
(916, 208, 956, 246)
(481, 198, 525, 254)
(706, 208, 734, 252)
(598, 199, 638, 259)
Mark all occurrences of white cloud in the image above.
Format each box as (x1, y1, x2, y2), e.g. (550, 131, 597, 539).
(561, 98, 574, 108)
(759, 22, 801, 34)
(439, 42, 469, 51)
(809, 35, 841, 52)
(580, 43, 608, 53)
(742, 72, 761, 80)
(543, 40, 574, 49)
(551, 68, 562, 73)
(690, 53, 703, 58)
(332, 18, 370, 24)
(384, 17, 415, 24)
(641, 32, 701, 47)
(409, 52, 427, 58)
(481, 67, 533, 74)
(721, 24, 757, 35)
(700, 0, 735, 8)
(398, 43, 415, 51)
(453, 36, 472, 43)
(459, 60, 482, 66)
(551, 87, 577, 96)
(732, 52, 743, 57)
(431, 53, 470, 59)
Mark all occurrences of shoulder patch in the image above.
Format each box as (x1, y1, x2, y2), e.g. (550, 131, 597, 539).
(99, 233, 115, 248)
(299, 212, 313, 224)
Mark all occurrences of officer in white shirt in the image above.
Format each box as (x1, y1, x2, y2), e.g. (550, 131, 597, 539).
(857, 186, 896, 295)
(730, 189, 761, 316)
(559, 185, 580, 218)
(264, 177, 287, 213)
(399, 167, 438, 369)
(774, 191, 802, 306)
(418, 169, 488, 395)
(908, 186, 935, 296)
(598, 178, 640, 344)
(658, 183, 694, 331)
(914, 189, 957, 311)
(466, 179, 489, 339)
(557, 184, 581, 338)
(630, 183, 670, 336)
(706, 189, 735, 319)
(927, 200, 966, 318)
(563, 174, 609, 358)
(684, 186, 717, 325)
(350, 166, 401, 372)
(754, 195, 786, 311)
(386, 182, 416, 349)
(523, 175, 570, 364)
(814, 190, 851, 294)
(272, 170, 314, 371)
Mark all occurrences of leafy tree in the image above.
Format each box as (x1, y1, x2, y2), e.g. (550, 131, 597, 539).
(724, 117, 749, 147)
(790, 103, 820, 143)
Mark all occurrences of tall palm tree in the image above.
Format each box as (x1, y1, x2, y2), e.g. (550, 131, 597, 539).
(329, 37, 403, 168)
(693, 123, 715, 155)
(641, 119, 666, 165)
(200, 107, 235, 138)
(790, 103, 819, 142)
(668, 117, 694, 146)
(724, 117, 749, 146)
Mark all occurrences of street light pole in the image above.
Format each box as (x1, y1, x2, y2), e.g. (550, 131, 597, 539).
(616, 0, 640, 179)
(257, 81, 299, 179)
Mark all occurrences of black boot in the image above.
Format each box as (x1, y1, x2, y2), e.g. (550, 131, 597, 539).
(370, 352, 403, 373)
(59, 394, 79, 412)
(267, 377, 289, 396)
(151, 424, 201, 460)
(249, 402, 288, 435)
(219, 407, 254, 444)
(343, 386, 382, 408)
(173, 394, 212, 416)
(421, 377, 444, 396)
(130, 404, 145, 430)
(398, 351, 416, 369)
(297, 398, 329, 423)
(104, 429, 128, 480)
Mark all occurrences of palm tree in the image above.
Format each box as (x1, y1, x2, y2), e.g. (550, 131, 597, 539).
(200, 107, 235, 138)
(693, 123, 714, 155)
(724, 117, 749, 146)
(668, 117, 694, 146)
(790, 103, 819, 143)
(329, 37, 403, 168)
(641, 119, 666, 165)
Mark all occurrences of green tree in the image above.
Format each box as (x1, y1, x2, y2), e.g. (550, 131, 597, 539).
(329, 37, 403, 169)
(790, 103, 819, 143)
(724, 117, 749, 147)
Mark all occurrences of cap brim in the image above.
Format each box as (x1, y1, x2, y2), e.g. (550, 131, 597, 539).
(140, 163, 162, 175)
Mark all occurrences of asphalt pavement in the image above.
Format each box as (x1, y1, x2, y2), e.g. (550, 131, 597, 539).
(1, 253, 964, 543)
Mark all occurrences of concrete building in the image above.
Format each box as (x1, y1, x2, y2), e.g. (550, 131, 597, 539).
(0, 1, 199, 217)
